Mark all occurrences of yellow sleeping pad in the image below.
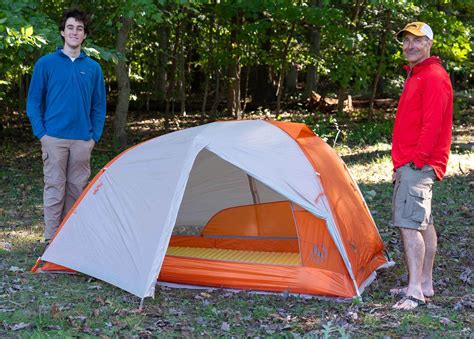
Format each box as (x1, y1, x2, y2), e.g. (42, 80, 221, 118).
(166, 246, 301, 266)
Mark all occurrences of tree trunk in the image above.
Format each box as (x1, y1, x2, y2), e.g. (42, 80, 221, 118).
(179, 41, 186, 115)
(209, 18, 221, 121)
(337, 84, 347, 115)
(201, 5, 215, 120)
(227, 62, 241, 119)
(165, 18, 182, 131)
(210, 68, 221, 120)
(201, 75, 210, 119)
(156, 26, 169, 102)
(369, 9, 391, 117)
(226, 12, 241, 119)
(241, 67, 250, 113)
(337, 0, 367, 114)
(113, 16, 132, 151)
(304, 0, 322, 99)
(275, 22, 297, 117)
(285, 64, 298, 95)
(248, 65, 276, 107)
(18, 73, 25, 114)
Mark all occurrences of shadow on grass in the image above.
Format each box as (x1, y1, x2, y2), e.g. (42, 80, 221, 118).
(341, 149, 391, 166)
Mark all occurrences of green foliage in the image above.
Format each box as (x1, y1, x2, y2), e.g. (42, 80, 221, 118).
(301, 113, 394, 147)
(346, 118, 394, 146)
(0, 0, 472, 125)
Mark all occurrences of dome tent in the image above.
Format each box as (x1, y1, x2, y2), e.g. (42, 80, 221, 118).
(32, 120, 391, 299)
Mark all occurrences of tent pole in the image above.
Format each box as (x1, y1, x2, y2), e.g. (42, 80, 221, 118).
(353, 278, 361, 299)
(139, 298, 145, 312)
(247, 175, 260, 204)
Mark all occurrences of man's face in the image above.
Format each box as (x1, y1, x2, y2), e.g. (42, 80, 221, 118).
(61, 17, 87, 49)
(402, 32, 432, 67)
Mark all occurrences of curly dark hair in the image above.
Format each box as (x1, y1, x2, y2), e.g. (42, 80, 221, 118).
(59, 9, 89, 38)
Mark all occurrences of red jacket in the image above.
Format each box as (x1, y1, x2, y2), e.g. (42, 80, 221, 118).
(392, 56, 453, 180)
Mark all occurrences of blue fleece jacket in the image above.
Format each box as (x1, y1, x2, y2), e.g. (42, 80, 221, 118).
(27, 48, 106, 142)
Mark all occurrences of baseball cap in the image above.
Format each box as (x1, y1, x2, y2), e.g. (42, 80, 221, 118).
(396, 22, 433, 40)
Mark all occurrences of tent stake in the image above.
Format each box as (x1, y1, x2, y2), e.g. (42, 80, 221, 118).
(138, 298, 144, 312)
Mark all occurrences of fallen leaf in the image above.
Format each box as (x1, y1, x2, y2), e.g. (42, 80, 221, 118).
(50, 303, 61, 319)
(0, 242, 12, 251)
(439, 317, 452, 326)
(221, 322, 230, 331)
(95, 295, 106, 305)
(8, 266, 24, 273)
(200, 292, 212, 298)
(68, 315, 87, 326)
(454, 299, 474, 310)
(280, 324, 293, 331)
(346, 311, 358, 321)
(0, 308, 15, 313)
(82, 325, 93, 334)
(459, 268, 471, 285)
(10, 322, 31, 331)
(269, 313, 286, 321)
(154, 319, 170, 328)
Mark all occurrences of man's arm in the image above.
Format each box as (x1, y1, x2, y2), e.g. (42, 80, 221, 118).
(26, 61, 47, 139)
(413, 75, 451, 168)
(90, 65, 106, 143)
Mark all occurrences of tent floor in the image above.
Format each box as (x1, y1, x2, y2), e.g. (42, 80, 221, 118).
(166, 246, 301, 265)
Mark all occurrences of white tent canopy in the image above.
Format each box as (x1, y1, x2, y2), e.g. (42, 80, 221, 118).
(42, 120, 352, 298)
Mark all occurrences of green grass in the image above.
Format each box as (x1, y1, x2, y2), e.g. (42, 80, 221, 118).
(1, 112, 473, 336)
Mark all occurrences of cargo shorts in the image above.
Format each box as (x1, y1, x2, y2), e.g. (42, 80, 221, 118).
(392, 164, 436, 231)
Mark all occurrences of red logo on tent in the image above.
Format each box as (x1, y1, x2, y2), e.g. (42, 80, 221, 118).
(93, 182, 103, 195)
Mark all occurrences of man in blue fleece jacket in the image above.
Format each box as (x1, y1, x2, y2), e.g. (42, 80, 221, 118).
(26, 9, 106, 242)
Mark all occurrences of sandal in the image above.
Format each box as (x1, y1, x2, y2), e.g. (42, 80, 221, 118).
(392, 295, 426, 310)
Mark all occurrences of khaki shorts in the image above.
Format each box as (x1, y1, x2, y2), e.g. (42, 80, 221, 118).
(392, 164, 436, 231)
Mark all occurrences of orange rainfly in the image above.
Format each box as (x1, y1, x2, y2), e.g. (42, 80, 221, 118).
(32, 120, 390, 300)
(268, 121, 388, 287)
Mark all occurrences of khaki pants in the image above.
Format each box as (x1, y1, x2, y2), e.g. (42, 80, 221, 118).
(41, 135, 95, 240)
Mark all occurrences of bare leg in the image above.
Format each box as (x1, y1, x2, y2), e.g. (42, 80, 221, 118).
(393, 227, 425, 309)
(420, 223, 437, 297)
(391, 223, 437, 298)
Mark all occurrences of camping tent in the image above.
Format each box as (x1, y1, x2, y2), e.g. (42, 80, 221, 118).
(32, 120, 391, 299)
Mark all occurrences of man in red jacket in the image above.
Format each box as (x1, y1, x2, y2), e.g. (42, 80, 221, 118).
(391, 22, 453, 310)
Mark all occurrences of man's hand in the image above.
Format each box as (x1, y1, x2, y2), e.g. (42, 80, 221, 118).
(392, 171, 396, 185)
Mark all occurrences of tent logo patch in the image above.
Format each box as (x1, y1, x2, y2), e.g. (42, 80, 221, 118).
(93, 182, 103, 195)
(311, 244, 328, 263)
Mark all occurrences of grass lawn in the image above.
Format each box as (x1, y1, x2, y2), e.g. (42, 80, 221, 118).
(1, 112, 472, 336)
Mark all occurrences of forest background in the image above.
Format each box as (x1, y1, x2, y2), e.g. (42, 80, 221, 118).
(1, 0, 472, 149)
(0, 0, 473, 336)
